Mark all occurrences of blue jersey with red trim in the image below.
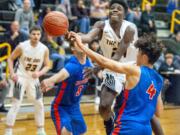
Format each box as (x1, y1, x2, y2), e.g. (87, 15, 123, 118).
(52, 56, 93, 107)
(115, 66, 163, 127)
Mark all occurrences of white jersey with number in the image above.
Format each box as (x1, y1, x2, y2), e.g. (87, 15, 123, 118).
(99, 19, 138, 61)
(99, 20, 138, 94)
(16, 40, 47, 79)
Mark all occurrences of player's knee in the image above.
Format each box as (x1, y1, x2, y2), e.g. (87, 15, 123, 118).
(99, 103, 111, 120)
(61, 127, 72, 135)
(12, 99, 21, 111)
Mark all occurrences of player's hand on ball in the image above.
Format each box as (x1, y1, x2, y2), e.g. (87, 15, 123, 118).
(65, 32, 75, 43)
(69, 32, 82, 45)
(41, 79, 54, 92)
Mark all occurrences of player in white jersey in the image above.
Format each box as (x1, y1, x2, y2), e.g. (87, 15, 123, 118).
(5, 26, 50, 135)
(74, 0, 164, 135)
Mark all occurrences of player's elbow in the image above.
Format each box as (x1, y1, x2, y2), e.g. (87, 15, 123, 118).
(155, 108, 163, 118)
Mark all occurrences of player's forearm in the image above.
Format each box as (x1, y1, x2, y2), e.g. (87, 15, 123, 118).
(8, 58, 15, 75)
(48, 73, 61, 84)
(48, 69, 69, 84)
(81, 28, 100, 43)
(79, 43, 114, 70)
(38, 66, 50, 77)
(81, 35, 93, 43)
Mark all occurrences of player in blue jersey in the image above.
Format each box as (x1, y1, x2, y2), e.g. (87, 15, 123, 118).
(40, 42, 92, 135)
(69, 32, 164, 135)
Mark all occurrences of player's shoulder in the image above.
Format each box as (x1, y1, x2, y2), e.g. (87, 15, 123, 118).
(93, 20, 105, 29)
(123, 20, 137, 31)
(38, 42, 48, 50)
(18, 40, 29, 48)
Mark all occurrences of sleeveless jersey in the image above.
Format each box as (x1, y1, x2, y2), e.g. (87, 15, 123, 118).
(52, 56, 93, 107)
(16, 40, 47, 79)
(99, 20, 138, 62)
(114, 66, 163, 129)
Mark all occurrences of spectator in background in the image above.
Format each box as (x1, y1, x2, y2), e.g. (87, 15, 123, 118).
(159, 53, 177, 72)
(57, 0, 72, 18)
(43, 35, 65, 72)
(15, 0, 35, 8)
(71, 0, 90, 33)
(159, 53, 178, 103)
(0, 21, 27, 51)
(133, 7, 142, 28)
(37, 7, 52, 26)
(140, 3, 156, 34)
(162, 31, 180, 56)
(90, 0, 108, 23)
(167, 0, 178, 14)
(0, 63, 9, 113)
(15, 0, 34, 38)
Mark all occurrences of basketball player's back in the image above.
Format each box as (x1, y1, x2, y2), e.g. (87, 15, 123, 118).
(113, 66, 163, 135)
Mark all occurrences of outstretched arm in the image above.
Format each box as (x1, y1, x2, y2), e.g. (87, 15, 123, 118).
(80, 21, 104, 43)
(70, 32, 138, 76)
(112, 26, 135, 61)
(41, 68, 69, 92)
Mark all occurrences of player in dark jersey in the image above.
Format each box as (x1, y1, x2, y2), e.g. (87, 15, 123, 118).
(69, 32, 164, 135)
(41, 43, 92, 135)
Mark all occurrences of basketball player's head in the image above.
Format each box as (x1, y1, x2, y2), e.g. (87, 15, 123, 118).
(70, 41, 88, 57)
(109, 0, 128, 23)
(29, 26, 42, 44)
(135, 34, 164, 66)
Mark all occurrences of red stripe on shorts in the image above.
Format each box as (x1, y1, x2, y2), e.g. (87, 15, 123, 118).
(53, 81, 67, 135)
(112, 90, 129, 135)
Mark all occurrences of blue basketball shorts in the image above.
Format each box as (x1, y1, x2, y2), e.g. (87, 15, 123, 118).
(51, 104, 87, 135)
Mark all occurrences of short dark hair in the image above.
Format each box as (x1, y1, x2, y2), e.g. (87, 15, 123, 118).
(135, 33, 164, 64)
(30, 25, 42, 33)
(110, 0, 128, 13)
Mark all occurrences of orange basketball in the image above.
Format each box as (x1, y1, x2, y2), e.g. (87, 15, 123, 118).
(43, 11, 69, 36)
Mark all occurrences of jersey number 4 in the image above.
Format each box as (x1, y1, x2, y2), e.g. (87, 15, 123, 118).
(146, 84, 156, 100)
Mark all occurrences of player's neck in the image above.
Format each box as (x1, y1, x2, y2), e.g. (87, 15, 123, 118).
(110, 21, 122, 31)
(76, 54, 86, 65)
(30, 40, 38, 47)
(142, 63, 153, 68)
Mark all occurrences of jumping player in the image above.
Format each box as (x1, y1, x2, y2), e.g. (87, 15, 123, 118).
(40, 43, 92, 135)
(79, 0, 137, 129)
(5, 26, 50, 135)
(69, 32, 164, 135)
(75, 0, 164, 134)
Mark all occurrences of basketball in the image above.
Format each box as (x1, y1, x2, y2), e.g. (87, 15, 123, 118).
(43, 11, 69, 36)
